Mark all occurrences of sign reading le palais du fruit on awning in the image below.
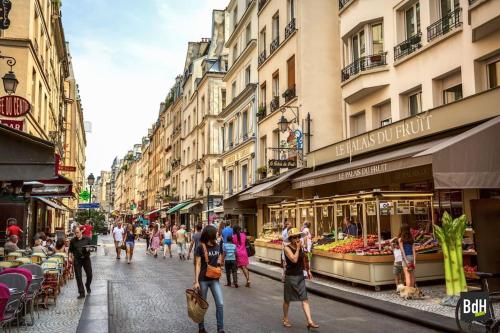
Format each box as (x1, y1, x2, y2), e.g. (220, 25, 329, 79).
(0, 95, 31, 117)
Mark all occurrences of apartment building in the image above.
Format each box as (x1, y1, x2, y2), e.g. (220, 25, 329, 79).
(169, 76, 184, 203)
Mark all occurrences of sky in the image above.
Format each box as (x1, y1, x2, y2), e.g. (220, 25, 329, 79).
(62, 0, 228, 177)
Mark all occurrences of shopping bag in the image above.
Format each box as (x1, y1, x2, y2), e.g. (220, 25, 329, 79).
(185, 288, 209, 323)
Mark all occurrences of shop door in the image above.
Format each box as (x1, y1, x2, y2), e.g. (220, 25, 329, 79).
(0, 202, 26, 246)
(471, 199, 500, 291)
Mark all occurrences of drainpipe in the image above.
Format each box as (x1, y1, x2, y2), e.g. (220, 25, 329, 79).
(252, 92, 258, 185)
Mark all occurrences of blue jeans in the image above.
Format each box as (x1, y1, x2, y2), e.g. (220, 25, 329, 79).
(199, 280, 223, 331)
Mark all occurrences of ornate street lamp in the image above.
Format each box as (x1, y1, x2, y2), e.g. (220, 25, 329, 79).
(87, 173, 95, 218)
(205, 177, 213, 224)
(0, 53, 18, 94)
(278, 115, 290, 132)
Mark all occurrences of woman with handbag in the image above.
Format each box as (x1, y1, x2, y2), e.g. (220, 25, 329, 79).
(232, 225, 251, 287)
(122, 223, 136, 264)
(398, 225, 416, 288)
(193, 225, 225, 333)
(282, 228, 319, 330)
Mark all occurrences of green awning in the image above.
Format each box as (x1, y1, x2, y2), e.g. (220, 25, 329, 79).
(167, 201, 191, 214)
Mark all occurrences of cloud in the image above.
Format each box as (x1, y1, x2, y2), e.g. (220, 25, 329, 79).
(62, 0, 228, 175)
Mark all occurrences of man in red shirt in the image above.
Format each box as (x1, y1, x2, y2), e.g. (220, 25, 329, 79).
(82, 220, 93, 238)
(6, 218, 23, 238)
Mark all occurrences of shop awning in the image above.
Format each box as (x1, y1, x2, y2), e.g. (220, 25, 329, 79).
(0, 124, 55, 181)
(34, 197, 68, 211)
(180, 201, 201, 214)
(30, 175, 74, 197)
(239, 168, 304, 201)
(292, 139, 446, 189)
(415, 116, 500, 189)
(167, 201, 191, 214)
(145, 208, 161, 216)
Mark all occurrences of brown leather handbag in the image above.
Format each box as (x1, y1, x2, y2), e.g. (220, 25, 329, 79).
(202, 243, 221, 279)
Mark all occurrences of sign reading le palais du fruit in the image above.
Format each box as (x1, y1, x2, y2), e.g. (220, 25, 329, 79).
(0, 95, 31, 118)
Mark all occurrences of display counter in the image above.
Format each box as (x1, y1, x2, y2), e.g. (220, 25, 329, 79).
(255, 239, 283, 264)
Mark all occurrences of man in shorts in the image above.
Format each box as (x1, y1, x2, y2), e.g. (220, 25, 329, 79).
(112, 220, 125, 259)
(175, 225, 187, 260)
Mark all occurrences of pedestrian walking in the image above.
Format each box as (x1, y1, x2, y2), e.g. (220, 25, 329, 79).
(282, 228, 318, 330)
(69, 227, 93, 299)
(222, 235, 238, 288)
(82, 219, 93, 238)
(398, 225, 416, 288)
(150, 223, 161, 258)
(163, 224, 173, 258)
(221, 222, 233, 244)
(187, 223, 202, 261)
(112, 220, 125, 259)
(176, 225, 187, 260)
(193, 226, 224, 333)
(123, 223, 136, 264)
(232, 225, 250, 287)
(281, 220, 292, 282)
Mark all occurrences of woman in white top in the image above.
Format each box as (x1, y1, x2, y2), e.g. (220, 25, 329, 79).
(301, 222, 313, 261)
(163, 224, 173, 259)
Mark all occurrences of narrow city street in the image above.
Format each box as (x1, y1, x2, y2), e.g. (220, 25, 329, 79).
(80, 235, 439, 333)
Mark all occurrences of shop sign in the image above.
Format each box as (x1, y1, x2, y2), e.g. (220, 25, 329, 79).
(0, 119, 23, 130)
(366, 202, 376, 216)
(380, 202, 394, 215)
(414, 206, 428, 215)
(0, 95, 31, 117)
(336, 206, 343, 217)
(338, 163, 388, 181)
(79, 190, 90, 201)
(223, 146, 252, 166)
(322, 206, 328, 217)
(396, 202, 411, 215)
(269, 159, 297, 169)
(79, 203, 100, 209)
(59, 165, 76, 172)
(0, 0, 11, 30)
(350, 204, 358, 216)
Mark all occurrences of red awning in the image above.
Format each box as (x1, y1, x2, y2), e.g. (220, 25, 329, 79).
(30, 175, 74, 197)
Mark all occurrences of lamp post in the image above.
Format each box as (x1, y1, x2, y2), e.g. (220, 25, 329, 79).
(205, 177, 213, 225)
(0, 53, 18, 95)
(87, 173, 95, 218)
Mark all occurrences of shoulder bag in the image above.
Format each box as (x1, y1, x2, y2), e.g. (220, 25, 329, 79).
(245, 236, 255, 257)
(202, 243, 221, 279)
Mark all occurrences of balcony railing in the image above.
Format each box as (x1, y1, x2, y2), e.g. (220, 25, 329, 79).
(285, 18, 296, 40)
(258, 50, 267, 66)
(427, 8, 462, 42)
(258, 0, 268, 11)
(339, 0, 352, 10)
(270, 37, 280, 55)
(270, 96, 280, 112)
(283, 84, 296, 103)
(341, 52, 387, 82)
(394, 32, 422, 61)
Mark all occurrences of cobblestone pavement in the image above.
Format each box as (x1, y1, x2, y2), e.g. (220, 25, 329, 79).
(95, 235, 438, 333)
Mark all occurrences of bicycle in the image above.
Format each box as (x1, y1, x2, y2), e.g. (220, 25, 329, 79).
(456, 272, 500, 333)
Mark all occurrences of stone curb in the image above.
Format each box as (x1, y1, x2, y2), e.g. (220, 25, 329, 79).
(248, 264, 458, 333)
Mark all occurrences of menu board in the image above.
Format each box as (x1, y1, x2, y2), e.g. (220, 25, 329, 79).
(350, 204, 358, 217)
(380, 202, 394, 215)
(366, 202, 376, 216)
(322, 206, 328, 217)
(396, 202, 411, 215)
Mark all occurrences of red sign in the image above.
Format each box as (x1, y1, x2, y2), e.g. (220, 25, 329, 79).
(0, 119, 23, 131)
(59, 165, 77, 172)
(0, 95, 31, 118)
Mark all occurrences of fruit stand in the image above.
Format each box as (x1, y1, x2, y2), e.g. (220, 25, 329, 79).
(255, 191, 445, 288)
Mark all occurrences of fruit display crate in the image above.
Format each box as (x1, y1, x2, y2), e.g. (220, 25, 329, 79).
(255, 239, 283, 264)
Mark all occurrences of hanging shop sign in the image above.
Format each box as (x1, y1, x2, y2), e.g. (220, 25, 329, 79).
(366, 202, 376, 216)
(308, 207, 314, 217)
(350, 204, 358, 216)
(269, 159, 297, 169)
(59, 165, 76, 172)
(79, 190, 90, 201)
(0, 95, 31, 117)
(322, 206, 328, 217)
(336, 206, 344, 217)
(290, 209, 296, 219)
(380, 201, 394, 215)
(396, 202, 411, 215)
(0, 119, 23, 131)
(0, 0, 12, 30)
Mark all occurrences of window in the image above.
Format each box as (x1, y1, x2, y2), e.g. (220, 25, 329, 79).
(231, 81, 237, 99)
(488, 59, 500, 89)
(287, 55, 295, 90)
(351, 29, 365, 60)
(233, 6, 238, 29)
(228, 170, 234, 195)
(440, 0, 459, 16)
(260, 82, 267, 107)
(188, 116, 191, 132)
(245, 23, 252, 45)
(260, 136, 267, 168)
(245, 65, 251, 85)
(372, 23, 384, 54)
(272, 71, 279, 98)
(228, 122, 234, 147)
(350, 112, 366, 136)
(241, 164, 248, 189)
(201, 96, 205, 116)
(408, 91, 422, 116)
(260, 28, 266, 53)
(443, 84, 462, 104)
(272, 12, 280, 41)
(375, 101, 392, 128)
(405, 2, 420, 38)
(242, 111, 248, 137)
(287, 0, 295, 22)
(233, 43, 238, 62)
(221, 89, 226, 108)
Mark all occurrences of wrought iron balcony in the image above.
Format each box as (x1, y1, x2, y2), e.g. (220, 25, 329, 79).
(427, 8, 462, 42)
(341, 52, 387, 82)
(270, 96, 280, 112)
(258, 0, 268, 11)
(394, 32, 422, 61)
(285, 18, 296, 40)
(258, 50, 267, 66)
(283, 84, 296, 103)
(339, 0, 352, 10)
(270, 37, 280, 55)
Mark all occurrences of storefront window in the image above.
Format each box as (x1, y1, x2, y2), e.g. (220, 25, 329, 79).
(434, 189, 463, 220)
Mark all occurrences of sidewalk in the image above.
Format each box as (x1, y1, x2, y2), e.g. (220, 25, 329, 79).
(249, 258, 460, 333)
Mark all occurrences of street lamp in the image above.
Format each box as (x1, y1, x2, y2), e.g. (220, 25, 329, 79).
(278, 115, 290, 132)
(0, 53, 18, 95)
(87, 173, 95, 218)
(205, 177, 213, 224)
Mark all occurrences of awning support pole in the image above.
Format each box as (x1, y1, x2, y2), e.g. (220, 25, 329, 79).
(313, 204, 318, 237)
(362, 199, 367, 247)
(334, 202, 338, 242)
(376, 197, 381, 251)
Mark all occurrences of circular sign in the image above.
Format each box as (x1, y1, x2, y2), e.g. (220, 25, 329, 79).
(0, 95, 31, 118)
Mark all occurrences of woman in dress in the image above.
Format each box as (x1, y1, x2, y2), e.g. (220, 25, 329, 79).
(150, 224, 161, 258)
(232, 225, 250, 287)
(282, 228, 318, 330)
(123, 223, 136, 264)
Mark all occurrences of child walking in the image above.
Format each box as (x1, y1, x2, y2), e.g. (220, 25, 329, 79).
(391, 237, 403, 290)
(223, 235, 238, 288)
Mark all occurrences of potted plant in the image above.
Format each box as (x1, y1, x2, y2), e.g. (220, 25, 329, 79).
(198, 188, 204, 196)
(257, 166, 267, 179)
(257, 106, 266, 118)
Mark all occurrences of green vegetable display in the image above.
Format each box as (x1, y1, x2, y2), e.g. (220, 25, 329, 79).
(433, 212, 467, 304)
